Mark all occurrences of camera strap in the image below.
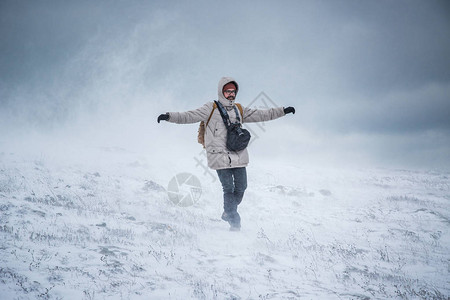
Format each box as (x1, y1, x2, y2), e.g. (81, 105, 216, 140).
(215, 101, 242, 129)
(215, 101, 232, 129)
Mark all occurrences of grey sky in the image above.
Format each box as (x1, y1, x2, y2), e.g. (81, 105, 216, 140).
(1, 0, 449, 170)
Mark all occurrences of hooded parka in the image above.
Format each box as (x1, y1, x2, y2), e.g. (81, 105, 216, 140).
(167, 77, 285, 170)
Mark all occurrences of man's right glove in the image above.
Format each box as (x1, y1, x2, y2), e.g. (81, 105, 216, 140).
(157, 113, 170, 123)
(284, 107, 295, 114)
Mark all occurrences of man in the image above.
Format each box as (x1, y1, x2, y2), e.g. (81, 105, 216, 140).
(157, 77, 295, 231)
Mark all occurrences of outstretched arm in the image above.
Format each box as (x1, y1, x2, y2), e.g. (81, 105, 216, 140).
(243, 105, 294, 123)
(157, 102, 213, 124)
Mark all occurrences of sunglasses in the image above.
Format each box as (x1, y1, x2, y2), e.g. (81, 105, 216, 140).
(224, 89, 237, 95)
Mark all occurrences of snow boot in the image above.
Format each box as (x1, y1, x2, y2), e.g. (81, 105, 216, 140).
(221, 211, 231, 222)
(229, 224, 241, 231)
(222, 211, 241, 231)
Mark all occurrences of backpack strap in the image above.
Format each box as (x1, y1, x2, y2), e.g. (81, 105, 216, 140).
(235, 103, 244, 123)
(205, 102, 217, 128)
(198, 102, 218, 148)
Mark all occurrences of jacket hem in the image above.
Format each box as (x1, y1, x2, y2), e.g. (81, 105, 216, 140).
(210, 163, 248, 171)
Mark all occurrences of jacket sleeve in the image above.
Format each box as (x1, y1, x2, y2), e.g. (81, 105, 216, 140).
(242, 106, 285, 123)
(167, 102, 213, 124)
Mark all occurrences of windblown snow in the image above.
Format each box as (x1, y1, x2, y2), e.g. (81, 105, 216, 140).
(0, 147, 449, 299)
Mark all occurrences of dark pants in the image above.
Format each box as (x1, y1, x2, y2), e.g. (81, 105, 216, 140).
(216, 167, 247, 226)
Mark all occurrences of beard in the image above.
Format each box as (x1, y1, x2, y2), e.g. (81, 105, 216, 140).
(226, 96, 235, 100)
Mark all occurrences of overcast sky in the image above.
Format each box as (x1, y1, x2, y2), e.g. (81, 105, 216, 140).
(1, 0, 449, 170)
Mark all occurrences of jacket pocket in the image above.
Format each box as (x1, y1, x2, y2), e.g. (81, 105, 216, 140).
(207, 147, 228, 169)
(213, 121, 227, 137)
(208, 147, 223, 154)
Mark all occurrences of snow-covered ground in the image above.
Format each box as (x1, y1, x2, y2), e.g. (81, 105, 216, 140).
(1, 146, 449, 299)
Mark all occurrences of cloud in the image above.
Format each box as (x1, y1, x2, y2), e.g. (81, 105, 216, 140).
(303, 82, 450, 135)
(1, 0, 449, 170)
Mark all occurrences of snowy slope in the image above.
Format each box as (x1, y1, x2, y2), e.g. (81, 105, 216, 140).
(0, 147, 449, 300)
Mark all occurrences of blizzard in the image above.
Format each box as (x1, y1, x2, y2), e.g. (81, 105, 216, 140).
(0, 144, 449, 299)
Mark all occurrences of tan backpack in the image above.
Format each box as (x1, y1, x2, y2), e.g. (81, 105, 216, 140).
(197, 103, 244, 148)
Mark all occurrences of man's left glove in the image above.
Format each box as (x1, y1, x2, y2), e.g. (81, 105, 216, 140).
(284, 107, 295, 114)
(157, 113, 170, 123)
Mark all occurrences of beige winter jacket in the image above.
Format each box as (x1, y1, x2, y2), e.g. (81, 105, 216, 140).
(167, 77, 286, 170)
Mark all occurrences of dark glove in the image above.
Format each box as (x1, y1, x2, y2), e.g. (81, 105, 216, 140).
(284, 107, 295, 114)
(157, 113, 169, 123)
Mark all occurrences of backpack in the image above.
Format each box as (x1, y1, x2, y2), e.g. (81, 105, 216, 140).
(197, 102, 244, 148)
